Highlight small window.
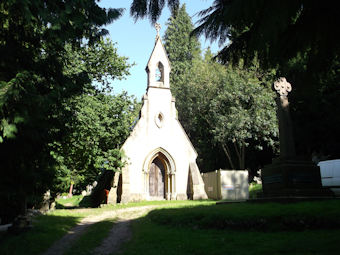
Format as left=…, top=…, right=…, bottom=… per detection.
left=155, top=112, right=164, bottom=128
left=155, top=62, right=164, bottom=82
left=158, top=113, right=163, bottom=122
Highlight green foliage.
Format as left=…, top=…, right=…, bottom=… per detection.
left=173, top=53, right=278, bottom=170
left=0, top=0, right=128, bottom=221
left=249, top=182, right=262, bottom=199
left=207, top=59, right=278, bottom=169
left=163, top=4, right=201, bottom=86
left=51, top=91, right=140, bottom=192
left=63, top=38, right=132, bottom=92
left=193, top=0, right=340, bottom=158
left=130, top=0, right=340, bottom=159
left=193, top=1, right=339, bottom=71
left=50, top=38, right=136, bottom=193
left=130, top=0, right=179, bottom=23
left=162, top=5, right=277, bottom=171
left=286, top=54, right=340, bottom=157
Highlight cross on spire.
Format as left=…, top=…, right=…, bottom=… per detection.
left=155, top=23, right=161, bottom=37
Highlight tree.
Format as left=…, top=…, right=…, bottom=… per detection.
left=63, top=38, right=132, bottom=93
left=163, top=4, right=201, bottom=87
left=176, top=52, right=278, bottom=170
left=193, top=1, right=339, bottom=71
left=130, top=0, right=340, bottom=160
left=131, top=0, right=339, bottom=72
left=130, top=0, right=179, bottom=23
left=0, top=0, right=125, bottom=221
left=159, top=3, right=278, bottom=171
left=51, top=91, right=140, bottom=194
left=50, top=38, right=135, bottom=194
left=192, top=0, right=340, bottom=158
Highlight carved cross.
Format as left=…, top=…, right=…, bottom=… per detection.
left=273, top=77, right=296, bottom=159
left=155, top=23, right=161, bottom=36
left=274, top=77, right=292, bottom=98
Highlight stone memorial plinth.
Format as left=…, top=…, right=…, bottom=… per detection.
left=262, top=159, right=324, bottom=196
left=262, top=78, right=330, bottom=197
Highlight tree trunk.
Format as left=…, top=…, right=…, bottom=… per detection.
left=19, top=193, right=27, bottom=216
left=222, top=143, right=235, bottom=169
left=240, top=143, right=245, bottom=169
left=68, top=183, right=74, bottom=197
left=233, top=141, right=242, bottom=169
left=18, top=178, right=27, bottom=215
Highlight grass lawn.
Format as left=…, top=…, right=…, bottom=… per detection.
left=1, top=199, right=339, bottom=255
left=122, top=199, right=340, bottom=255
left=55, top=195, right=88, bottom=208
left=0, top=200, right=212, bottom=255
left=124, top=221, right=339, bottom=255
left=0, top=210, right=83, bottom=255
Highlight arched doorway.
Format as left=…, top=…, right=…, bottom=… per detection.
left=149, top=157, right=166, bottom=198
left=143, top=148, right=176, bottom=200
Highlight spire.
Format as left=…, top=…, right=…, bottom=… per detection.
left=145, top=23, right=171, bottom=89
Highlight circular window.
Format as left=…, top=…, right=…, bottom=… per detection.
left=155, top=112, right=164, bottom=128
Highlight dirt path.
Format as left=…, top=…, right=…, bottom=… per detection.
left=93, top=207, right=155, bottom=255
left=42, top=205, right=158, bottom=255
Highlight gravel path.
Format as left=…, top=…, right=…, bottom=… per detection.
left=42, top=205, right=158, bottom=255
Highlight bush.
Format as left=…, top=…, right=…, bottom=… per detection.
left=249, top=182, right=262, bottom=198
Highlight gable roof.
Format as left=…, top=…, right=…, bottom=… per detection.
left=145, top=36, right=171, bottom=71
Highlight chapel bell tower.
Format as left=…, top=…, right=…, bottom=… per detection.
left=145, top=23, right=171, bottom=89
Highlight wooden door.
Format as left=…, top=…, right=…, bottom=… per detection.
left=149, top=162, right=157, bottom=196
left=149, top=157, right=165, bottom=197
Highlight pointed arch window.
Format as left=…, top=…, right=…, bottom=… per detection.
left=155, top=62, right=164, bottom=82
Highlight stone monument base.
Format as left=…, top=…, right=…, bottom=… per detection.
left=262, top=159, right=333, bottom=197
left=8, top=215, right=32, bottom=234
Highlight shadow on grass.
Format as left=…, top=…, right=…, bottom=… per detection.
left=122, top=199, right=340, bottom=255
left=146, top=199, right=340, bottom=231
left=0, top=214, right=82, bottom=255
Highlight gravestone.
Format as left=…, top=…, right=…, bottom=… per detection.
left=262, top=78, right=328, bottom=196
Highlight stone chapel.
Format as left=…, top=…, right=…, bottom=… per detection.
left=116, top=25, right=207, bottom=203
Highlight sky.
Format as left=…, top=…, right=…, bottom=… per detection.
left=98, top=0, right=219, bottom=99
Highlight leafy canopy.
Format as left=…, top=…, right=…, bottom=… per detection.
left=51, top=91, right=140, bottom=192
left=162, top=5, right=278, bottom=170
left=130, top=0, right=179, bottom=23
left=163, top=4, right=201, bottom=87
left=0, top=0, right=128, bottom=220
left=174, top=53, right=278, bottom=170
